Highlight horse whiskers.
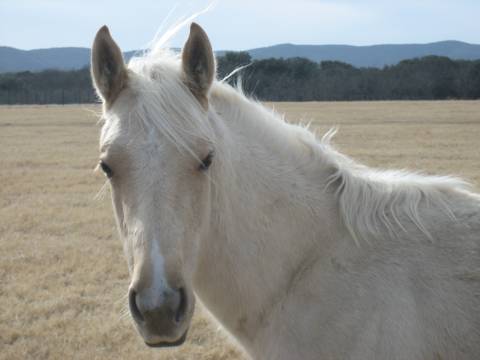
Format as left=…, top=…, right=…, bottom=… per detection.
left=118, top=296, right=131, bottom=321
left=93, top=181, right=109, bottom=201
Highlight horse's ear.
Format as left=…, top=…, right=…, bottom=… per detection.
left=91, top=26, right=128, bottom=106
left=182, top=23, right=216, bottom=109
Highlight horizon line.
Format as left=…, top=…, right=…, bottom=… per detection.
left=1, top=39, right=479, bottom=52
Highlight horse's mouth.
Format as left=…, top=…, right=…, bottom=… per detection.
left=144, top=330, right=188, bottom=348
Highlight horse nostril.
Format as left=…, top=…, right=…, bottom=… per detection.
left=128, top=288, right=144, bottom=323
left=175, top=287, right=187, bottom=323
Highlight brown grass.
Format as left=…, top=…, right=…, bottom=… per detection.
left=1, top=101, right=479, bottom=359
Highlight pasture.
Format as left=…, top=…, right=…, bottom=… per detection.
left=1, top=101, right=479, bottom=359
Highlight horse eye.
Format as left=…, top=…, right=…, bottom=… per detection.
left=199, top=151, right=214, bottom=171
left=100, top=160, right=113, bottom=178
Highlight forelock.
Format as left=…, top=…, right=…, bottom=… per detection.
left=110, top=52, right=217, bottom=160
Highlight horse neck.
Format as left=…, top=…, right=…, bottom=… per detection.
left=193, top=85, right=347, bottom=349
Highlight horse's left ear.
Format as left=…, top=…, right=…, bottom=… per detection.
left=182, top=23, right=216, bottom=109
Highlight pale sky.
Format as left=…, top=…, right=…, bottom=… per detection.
left=1, top=0, right=480, bottom=51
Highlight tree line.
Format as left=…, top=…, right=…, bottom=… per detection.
left=0, top=68, right=96, bottom=105
left=1, top=52, right=480, bottom=104
left=218, top=52, right=480, bottom=101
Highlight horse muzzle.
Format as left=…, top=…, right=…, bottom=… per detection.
left=128, top=286, right=193, bottom=347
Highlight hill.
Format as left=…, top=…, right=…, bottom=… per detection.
left=0, top=47, right=137, bottom=73
left=248, top=40, right=480, bottom=68
left=2, top=40, right=480, bottom=73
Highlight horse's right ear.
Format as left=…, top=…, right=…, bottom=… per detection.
left=91, top=26, right=127, bottom=106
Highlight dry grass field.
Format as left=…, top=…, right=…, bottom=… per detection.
left=1, top=101, right=479, bottom=359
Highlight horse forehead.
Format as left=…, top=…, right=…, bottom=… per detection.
left=100, top=116, right=125, bottom=152
left=100, top=109, right=150, bottom=148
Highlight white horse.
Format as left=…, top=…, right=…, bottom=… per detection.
left=91, top=23, right=480, bottom=359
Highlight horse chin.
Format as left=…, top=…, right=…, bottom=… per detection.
left=144, top=329, right=188, bottom=348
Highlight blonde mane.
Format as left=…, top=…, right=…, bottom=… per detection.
left=317, top=131, right=470, bottom=243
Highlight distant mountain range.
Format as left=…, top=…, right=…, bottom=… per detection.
left=247, top=40, right=480, bottom=68
left=2, top=40, right=480, bottom=73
